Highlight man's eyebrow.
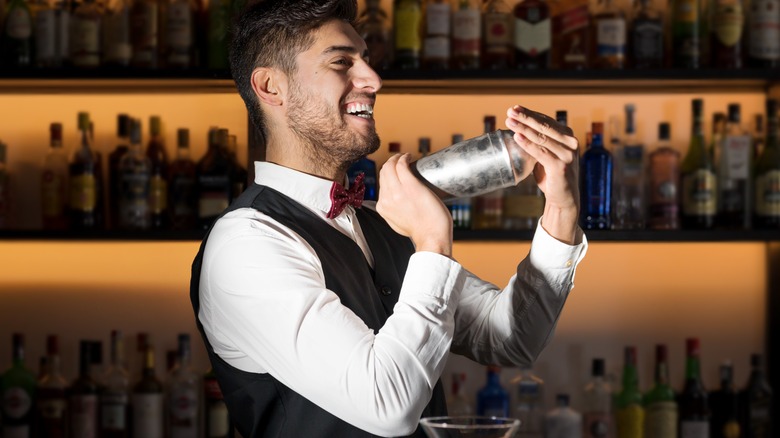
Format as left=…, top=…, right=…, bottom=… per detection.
left=322, top=45, right=369, bottom=58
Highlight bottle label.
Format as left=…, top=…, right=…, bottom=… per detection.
left=394, top=4, right=422, bottom=52
left=170, top=387, right=198, bottom=423
left=723, top=135, right=751, bottom=179
left=616, top=404, right=645, bottom=437
left=596, top=18, right=626, bottom=57
left=36, top=9, right=57, bottom=60
left=633, top=20, right=664, bottom=61
left=621, top=145, right=644, bottom=177
left=70, top=18, right=100, bottom=67
left=756, top=170, right=780, bottom=216
left=515, top=17, right=551, bottom=56
left=714, top=2, right=744, bottom=47
left=207, top=401, right=230, bottom=437
left=452, top=8, right=481, bottom=57
left=100, top=393, right=128, bottom=430
left=167, top=2, right=192, bottom=48
left=424, top=36, right=449, bottom=59
left=70, top=174, right=97, bottom=212
left=484, top=12, right=512, bottom=54
left=425, top=3, right=450, bottom=35
left=5, top=8, right=32, bottom=39
left=42, top=170, right=66, bottom=217
left=748, top=0, right=780, bottom=60
left=2, top=387, right=32, bottom=419
left=204, top=378, right=224, bottom=400
left=560, top=4, right=589, bottom=33
left=681, top=420, right=709, bottom=437
left=70, top=394, right=98, bottom=438
left=682, top=169, right=716, bottom=215
left=198, top=175, right=231, bottom=218
left=644, top=401, right=678, bottom=437
left=748, top=399, right=771, bottom=436
left=39, top=397, right=68, bottom=419
left=120, top=170, right=150, bottom=226
left=149, top=175, right=168, bottom=214
left=132, top=393, right=164, bottom=438
left=583, top=412, right=611, bottom=437
left=558, top=4, right=589, bottom=65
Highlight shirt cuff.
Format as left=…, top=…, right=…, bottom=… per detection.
left=528, top=217, right=588, bottom=286
left=400, top=251, right=465, bottom=305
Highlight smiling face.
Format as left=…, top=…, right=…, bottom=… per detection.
left=285, top=19, right=383, bottom=172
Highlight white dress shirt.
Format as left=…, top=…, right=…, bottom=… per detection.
left=198, top=161, right=588, bottom=437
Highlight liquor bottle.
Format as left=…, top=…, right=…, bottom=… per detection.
left=472, top=116, right=504, bottom=229
left=552, top=0, right=590, bottom=69
left=102, top=0, right=131, bottom=68
left=502, top=171, right=544, bottom=229
left=747, top=0, right=780, bottom=68
left=130, top=0, right=159, bottom=68
left=615, top=346, right=644, bottom=438
left=167, top=334, right=200, bottom=438
left=131, top=333, right=149, bottom=384
left=1, top=333, right=36, bottom=438
left=671, top=0, right=704, bottom=68
left=580, top=122, right=613, bottom=230
left=583, top=358, right=613, bottom=438
left=162, top=0, right=194, bottom=68
left=196, top=128, right=232, bottom=230
left=347, top=156, right=378, bottom=201
left=739, top=354, right=772, bottom=437
left=679, top=338, right=710, bottom=437
left=70, top=340, right=99, bottom=438
left=203, top=368, right=231, bottom=438
left=206, top=0, right=229, bottom=69
left=0, top=0, right=32, bottom=67
left=100, top=330, right=130, bottom=438
left=418, top=137, right=431, bottom=158
left=451, top=0, right=481, bottom=70
left=647, top=122, right=681, bottom=230
left=357, top=0, right=391, bottom=71
left=590, top=0, right=626, bottom=69
left=118, top=118, right=151, bottom=230
left=42, top=122, right=69, bottom=230
left=34, top=0, right=59, bottom=68
left=442, top=135, right=472, bottom=230
left=0, top=141, right=8, bottom=229
left=393, top=0, right=422, bottom=69
left=681, top=98, right=716, bottom=229
left=69, top=111, right=103, bottom=230
left=449, top=372, right=472, bottom=416
left=717, top=103, right=752, bottom=229
left=52, top=0, right=70, bottom=68
left=710, top=362, right=742, bottom=438
left=476, top=366, right=509, bottom=417
left=612, top=105, right=645, bottom=230
left=482, top=0, right=513, bottom=70
left=513, top=0, right=551, bottom=69
left=169, top=128, right=197, bottom=230
left=146, top=115, right=169, bottom=229
left=227, top=133, right=247, bottom=200
left=629, top=0, right=664, bottom=69
left=753, top=114, right=765, bottom=160
left=511, top=366, right=544, bottom=437
left=421, top=0, right=450, bottom=70
left=545, top=394, right=583, bottom=438
left=36, top=335, right=69, bottom=438
left=132, top=342, right=164, bottom=438
left=710, top=0, right=744, bottom=68
left=643, top=344, right=678, bottom=438
left=69, top=0, right=101, bottom=68
left=754, top=99, right=780, bottom=229
left=108, top=114, right=131, bottom=229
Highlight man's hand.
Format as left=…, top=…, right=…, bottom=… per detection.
left=505, top=105, right=581, bottom=244
left=376, top=154, right=453, bottom=257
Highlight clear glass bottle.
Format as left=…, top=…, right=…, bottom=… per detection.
left=169, top=128, right=198, bottom=230
left=643, top=344, right=678, bottom=438
left=613, top=104, right=645, bottom=230
left=482, top=0, right=513, bottom=70
left=583, top=358, right=614, bottom=438
left=477, top=366, right=509, bottom=418
left=357, top=0, right=391, bottom=71
left=1, top=333, right=37, bottom=438
left=102, top=0, right=131, bottom=67
left=717, top=103, right=752, bottom=229
left=451, top=0, right=481, bottom=70
left=709, top=362, right=741, bottom=438
left=42, top=122, right=70, bottom=230
left=448, top=372, right=472, bottom=416
left=70, top=340, right=100, bottom=438
left=511, top=366, right=544, bottom=437
left=421, top=0, right=450, bottom=70
left=580, top=121, right=613, bottom=230
left=629, top=0, right=664, bottom=68
left=132, top=340, right=164, bottom=438
left=513, top=0, right=551, bottom=69
left=615, top=346, right=644, bottom=438
left=167, top=334, right=200, bottom=438
left=753, top=99, right=780, bottom=229
left=681, top=99, right=716, bottom=229
left=118, top=118, right=151, bottom=230
left=100, top=330, right=130, bottom=438
left=36, top=335, right=69, bottom=437
left=69, top=0, right=102, bottom=68
left=545, top=394, right=583, bottom=438
left=678, top=338, right=710, bottom=438
left=739, top=354, right=772, bottom=437
left=591, top=0, right=626, bottom=69
left=646, top=122, right=681, bottom=230
left=393, top=0, right=422, bottom=69
left=146, top=115, right=170, bottom=229
left=747, top=0, right=780, bottom=68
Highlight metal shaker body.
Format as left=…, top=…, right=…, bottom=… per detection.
left=410, top=130, right=536, bottom=199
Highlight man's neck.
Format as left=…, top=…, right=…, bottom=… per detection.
left=264, top=132, right=348, bottom=183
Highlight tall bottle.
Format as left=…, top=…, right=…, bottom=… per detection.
left=643, top=344, right=678, bottom=438
left=679, top=338, right=710, bottom=437
left=1, top=0, right=33, bottom=67
left=146, top=115, right=169, bottom=229
left=1, top=333, right=36, bottom=438
left=482, top=0, right=513, bottom=70
left=100, top=330, right=130, bottom=438
left=108, top=114, right=131, bottom=229
left=629, top=0, right=664, bottom=68
left=206, top=0, right=230, bottom=69
left=513, top=0, right=551, bottom=69
left=710, top=0, right=744, bottom=68
left=69, top=112, right=103, bottom=230
left=671, top=0, right=704, bottom=68
left=552, top=0, right=590, bottom=69
left=647, top=123, right=681, bottom=230
left=582, top=358, right=614, bottom=438
left=580, top=122, right=613, bottom=230
left=203, top=368, right=231, bottom=438
left=615, top=346, right=643, bottom=438
left=357, top=0, right=391, bottom=71
left=42, top=122, right=69, bottom=230
left=717, top=103, right=752, bottom=229
left=169, top=128, right=197, bottom=230
left=130, top=0, right=159, bottom=68
left=393, top=0, right=422, bottom=69
left=167, top=334, right=200, bottom=438
left=36, top=335, right=69, bottom=438
left=421, top=0, right=450, bottom=70
left=33, top=0, right=58, bottom=67
left=118, top=118, right=151, bottom=230
left=511, top=366, right=544, bottom=437
left=69, top=0, right=102, bottom=68
left=132, top=341, right=164, bottom=438
left=681, top=98, right=716, bottom=229
left=590, top=0, right=626, bottom=69
left=612, top=105, right=645, bottom=230
left=710, top=362, right=742, bottom=438
left=451, top=0, right=481, bottom=70
left=747, top=0, right=780, bottom=68
left=754, top=99, right=780, bottom=229
left=472, top=116, right=504, bottom=229
left=162, top=0, right=194, bottom=68
left=546, top=394, right=583, bottom=438
left=449, top=373, right=472, bottom=416
left=70, top=340, right=99, bottom=438
left=197, top=128, right=232, bottom=230
left=476, top=366, right=509, bottom=417
left=740, top=354, right=772, bottom=438
left=102, top=0, right=131, bottom=68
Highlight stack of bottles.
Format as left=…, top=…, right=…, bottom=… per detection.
left=0, top=331, right=234, bottom=438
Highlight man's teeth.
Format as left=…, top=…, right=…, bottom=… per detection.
left=346, top=103, right=374, bottom=118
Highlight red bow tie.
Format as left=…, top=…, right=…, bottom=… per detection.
left=326, top=173, right=366, bottom=219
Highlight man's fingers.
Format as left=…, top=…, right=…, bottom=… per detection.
left=506, top=106, right=577, bottom=150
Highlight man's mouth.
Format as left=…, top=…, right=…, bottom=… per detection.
left=345, top=102, right=374, bottom=119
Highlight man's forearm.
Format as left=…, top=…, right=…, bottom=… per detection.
left=541, top=204, right=580, bottom=245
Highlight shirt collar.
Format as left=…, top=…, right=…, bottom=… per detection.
left=253, top=161, right=343, bottom=218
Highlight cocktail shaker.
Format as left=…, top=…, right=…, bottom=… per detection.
left=410, top=130, right=536, bottom=199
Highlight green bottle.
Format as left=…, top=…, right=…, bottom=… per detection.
left=207, top=0, right=231, bottom=70
left=671, top=0, right=703, bottom=68
left=681, top=98, right=717, bottom=229
left=643, top=344, right=678, bottom=438
left=615, top=346, right=644, bottom=438
left=1, top=333, right=37, bottom=437
left=0, top=0, right=33, bottom=67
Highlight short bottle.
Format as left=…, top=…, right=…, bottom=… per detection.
left=739, top=353, right=772, bottom=437
left=42, top=122, right=70, bottom=230
left=629, top=0, right=664, bottom=69
left=511, top=366, right=544, bottom=437
left=709, top=361, right=742, bottom=438
left=1, top=0, right=34, bottom=68
left=108, top=114, right=132, bottom=230
left=69, top=111, right=104, bottom=230
left=196, top=128, right=233, bottom=230
left=580, top=122, right=613, bottom=230
left=421, top=0, right=451, bottom=70
left=552, top=0, right=590, bottom=70
left=590, top=0, right=627, bottom=69
left=643, top=344, right=678, bottom=438
left=582, top=358, right=614, bottom=438
left=147, top=115, right=170, bottom=229
left=710, top=0, right=745, bottom=69
left=204, top=368, right=232, bottom=437
left=69, top=0, right=102, bottom=68
left=615, top=346, right=644, bottom=438
left=647, top=123, right=681, bottom=230
left=747, top=0, right=780, bottom=68
left=357, top=0, right=391, bottom=71
left=671, top=0, right=704, bottom=68
left=546, top=394, right=583, bottom=438
left=1, top=333, right=37, bottom=438
left=477, top=366, right=510, bottom=418
left=482, top=0, right=513, bottom=70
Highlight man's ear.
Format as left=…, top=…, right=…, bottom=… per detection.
left=251, top=67, right=286, bottom=107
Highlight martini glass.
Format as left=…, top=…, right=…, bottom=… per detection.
left=419, top=416, right=521, bottom=437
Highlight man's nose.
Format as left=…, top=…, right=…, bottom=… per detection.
left=353, top=61, right=382, bottom=93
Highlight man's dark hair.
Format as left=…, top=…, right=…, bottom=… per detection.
left=230, top=0, right=358, bottom=136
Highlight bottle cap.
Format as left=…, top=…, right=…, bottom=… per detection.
left=150, top=115, right=162, bottom=135
left=177, top=128, right=190, bottom=148
left=388, top=142, right=401, bottom=153
left=686, top=338, right=700, bottom=356
left=728, top=103, right=741, bottom=123
left=418, top=137, right=430, bottom=155
left=117, top=114, right=130, bottom=137
left=556, top=394, right=570, bottom=407
left=751, top=353, right=762, bottom=368
left=591, top=122, right=604, bottom=135
left=692, top=98, right=703, bottom=114
left=658, top=122, right=670, bottom=141
left=50, top=123, right=63, bottom=142
left=591, top=358, right=605, bottom=377
left=767, top=99, right=778, bottom=117
left=130, top=118, right=142, bottom=144
left=47, top=335, right=59, bottom=356
left=484, top=115, right=496, bottom=132
left=555, top=110, right=568, bottom=126
left=655, top=344, right=668, bottom=362
left=451, top=134, right=464, bottom=144
left=624, top=346, right=637, bottom=365
left=719, top=362, right=734, bottom=382
left=78, top=112, right=90, bottom=130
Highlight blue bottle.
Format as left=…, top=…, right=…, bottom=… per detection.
left=477, top=366, right=510, bottom=418
left=347, top=157, right=378, bottom=201
left=580, top=122, right=613, bottom=230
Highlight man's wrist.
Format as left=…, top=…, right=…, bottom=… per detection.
left=415, top=238, right=453, bottom=258
left=541, top=205, right=579, bottom=245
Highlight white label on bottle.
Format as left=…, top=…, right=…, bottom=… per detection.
left=2, top=426, right=30, bottom=438
left=644, top=401, right=678, bottom=437
left=208, top=401, right=230, bottom=437
left=70, top=18, right=100, bottom=67
left=452, top=7, right=480, bottom=56
left=132, top=393, right=163, bottom=438
left=166, top=3, right=192, bottom=48
left=484, top=12, right=512, bottom=50
left=723, top=135, right=751, bottom=179
left=424, top=36, right=449, bottom=59
left=100, top=393, right=128, bottom=429
left=170, top=387, right=198, bottom=438
left=514, top=18, right=551, bottom=56
left=596, top=18, right=626, bottom=56
left=36, top=9, right=57, bottom=60
left=2, top=387, right=32, bottom=419
left=5, top=8, right=32, bottom=39
left=70, top=394, right=98, bottom=438
left=749, top=0, right=780, bottom=60
left=426, top=3, right=450, bottom=35
left=756, top=170, right=780, bottom=216
left=681, top=420, right=709, bottom=437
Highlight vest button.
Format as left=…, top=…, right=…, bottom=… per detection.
left=380, top=286, right=392, bottom=296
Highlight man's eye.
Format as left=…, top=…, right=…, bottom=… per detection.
left=333, top=58, right=352, bottom=66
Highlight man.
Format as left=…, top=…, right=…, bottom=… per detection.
left=190, top=0, right=587, bottom=436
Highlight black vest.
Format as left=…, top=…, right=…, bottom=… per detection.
left=190, top=184, right=447, bottom=438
